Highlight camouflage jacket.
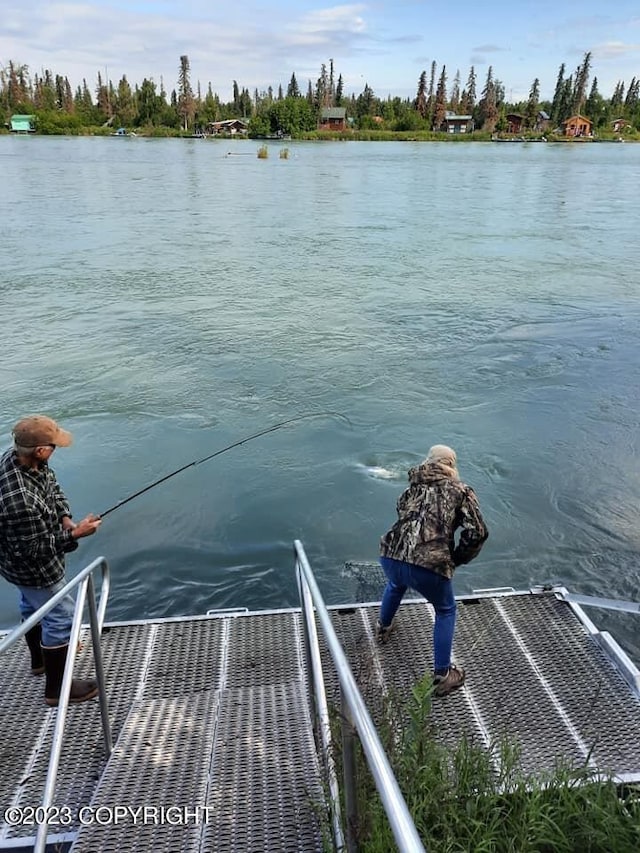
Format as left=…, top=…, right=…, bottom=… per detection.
left=380, top=461, right=488, bottom=579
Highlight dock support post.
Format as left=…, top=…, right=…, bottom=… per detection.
left=341, top=685, right=359, bottom=852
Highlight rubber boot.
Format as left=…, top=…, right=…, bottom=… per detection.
left=41, top=644, right=99, bottom=707
left=24, top=622, right=45, bottom=675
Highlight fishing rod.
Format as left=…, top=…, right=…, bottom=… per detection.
left=99, top=411, right=350, bottom=518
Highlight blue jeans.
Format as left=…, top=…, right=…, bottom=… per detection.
left=17, top=580, right=76, bottom=646
left=379, top=556, right=456, bottom=673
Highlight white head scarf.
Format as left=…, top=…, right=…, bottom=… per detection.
left=425, top=444, right=458, bottom=477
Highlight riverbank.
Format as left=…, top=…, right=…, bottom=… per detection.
left=2, top=126, right=638, bottom=142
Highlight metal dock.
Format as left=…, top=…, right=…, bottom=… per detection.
left=1, top=545, right=639, bottom=852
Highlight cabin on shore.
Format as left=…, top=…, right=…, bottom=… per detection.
left=10, top=114, right=35, bottom=133
left=319, top=107, right=347, bottom=131
left=535, top=110, right=551, bottom=132
left=439, top=112, right=474, bottom=134
left=506, top=113, right=524, bottom=134
left=206, top=119, right=249, bottom=136
left=563, top=114, right=593, bottom=138
left=611, top=117, right=630, bottom=134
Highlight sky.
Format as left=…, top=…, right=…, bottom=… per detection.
left=2, top=1, right=640, bottom=104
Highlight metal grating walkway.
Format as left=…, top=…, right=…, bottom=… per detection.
left=1, top=588, right=639, bottom=851
left=0, top=612, right=327, bottom=852
left=323, top=592, right=640, bottom=780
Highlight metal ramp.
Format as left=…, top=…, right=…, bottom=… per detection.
left=1, top=560, right=640, bottom=852
left=0, top=613, right=327, bottom=852
left=322, top=591, right=640, bottom=781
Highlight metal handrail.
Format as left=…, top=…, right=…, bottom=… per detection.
left=560, top=592, right=640, bottom=614
left=297, top=554, right=345, bottom=852
left=294, top=540, right=426, bottom=853
left=555, top=586, right=640, bottom=696
left=0, top=557, right=113, bottom=853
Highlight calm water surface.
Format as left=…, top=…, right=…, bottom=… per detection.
left=1, top=136, right=639, bottom=662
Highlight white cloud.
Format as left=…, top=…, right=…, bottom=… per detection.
left=472, top=44, right=507, bottom=53
left=1, top=2, right=383, bottom=93
left=591, top=40, right=640, bottom=59
left=294, top=4, right=368, bottom=35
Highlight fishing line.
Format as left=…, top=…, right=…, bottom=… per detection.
left=99, top=411, right=350, bottom=518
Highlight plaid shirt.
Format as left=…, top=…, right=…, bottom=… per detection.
left=0, top=448, right=76, bottom=588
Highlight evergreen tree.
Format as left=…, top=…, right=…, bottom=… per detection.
left=316, top=62, right=330, bottom=109
left=95, top=71, right=111, bottom=119
left=73, top=79, right=96, bottom=122
left=115, top=75, right=135, bottom=125
left=415, top=70, right=428, bottom=118
left=200, top=82, right=219, bottom=124
left=585, top=77, right=600, bottom=117
left=611, top=80, right=625, bottom=108
left=426, top=60, right=437, bottom=120
left=460, top=65, right=476, bottom=113
left=6, top=61, right=29, bottom=108
left=572, top=51, right=591, bottom=115
left=550, top=63, right=565, bottom=124
left=585, top=77, right=607, bottom=128
left=286, top=73, right=299, bottom=98
left=450, top=69, right=461, bottom=112
left=477, top=66, right=498, bottom=132
left=355, top=83, right=375, bottom=121
left=525, top=78, right=540, bottom=129
left=81, top=79, right=93, bottom=113
left=136, top=77, right=164, bottom=126
left=54, top=75, right=73, bottom=112
left=624, top=77, right=639, bottom=111
left=335, top=74, right=344, bottom=106
left=34, top=70, right=57, bottom=112
left=177, top=54, right=195, bottom=130
left=432, top=65, right=447, bottom=130
left=557, top=75, right=574, bottom=124
left=239, top=87, right=252, bottom=117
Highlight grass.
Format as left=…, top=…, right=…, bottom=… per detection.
left=257, top=144, right=268, bottom=158
left=279, top=147, right=290, bottom=159
left=340, top=675, right=640, bottom=852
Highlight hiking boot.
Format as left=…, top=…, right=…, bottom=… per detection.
left=375, top=618, right=395, bottom=644
left=433, top=665, right=465, bottom=697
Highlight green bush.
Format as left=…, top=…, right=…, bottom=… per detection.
left=34, top=110, right=86, bottom=135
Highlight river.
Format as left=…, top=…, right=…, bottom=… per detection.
left=1, top=135, right=639, bottom=662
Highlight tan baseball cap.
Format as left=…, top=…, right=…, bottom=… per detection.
left=12, top=415, right=73, bottom=448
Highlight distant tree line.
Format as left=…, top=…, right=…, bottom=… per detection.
left=1, top=52, right=639, bottom=136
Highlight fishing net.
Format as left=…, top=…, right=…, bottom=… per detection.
left=341, top=561, right=387, bottom=602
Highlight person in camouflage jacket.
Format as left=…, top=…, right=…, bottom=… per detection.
left=377, top=444, right=488, bottom=696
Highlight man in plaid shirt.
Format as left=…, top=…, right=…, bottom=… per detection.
left=0, top=415, right=102, bottom=706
